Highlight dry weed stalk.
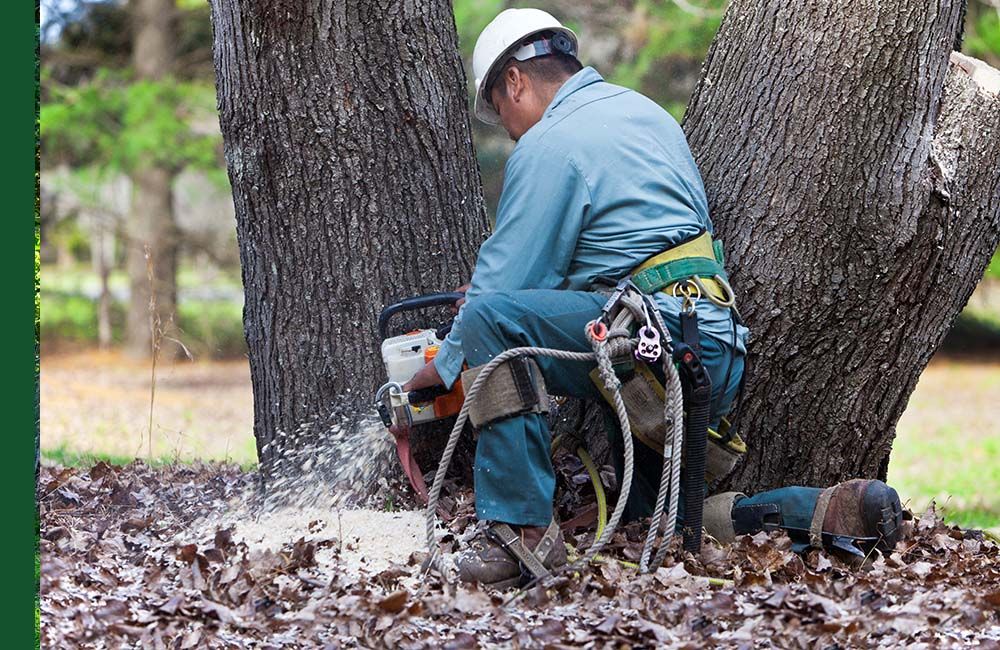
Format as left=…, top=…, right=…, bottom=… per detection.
left=142, top=244, right=193, bottom=461
left=145, top=244, right=161, bottom=460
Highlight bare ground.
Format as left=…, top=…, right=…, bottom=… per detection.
left=890, top=357, right=1000, bottom=526
left=40, top=349, right=256, bottom=465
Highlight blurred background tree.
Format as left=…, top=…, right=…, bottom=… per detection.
left=40, top=0, right=232, bottom=358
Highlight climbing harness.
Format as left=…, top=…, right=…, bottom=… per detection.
left=376, top=230, right=746, bottom=585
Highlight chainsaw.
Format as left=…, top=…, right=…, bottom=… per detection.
left=374, top=292, right=467, bottom=502
left=375, top=292, right=615, bottom=540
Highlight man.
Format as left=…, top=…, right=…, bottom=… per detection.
left=402, top=8, right=903, bottom=589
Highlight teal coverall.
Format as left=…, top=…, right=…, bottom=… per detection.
left=432, top=67, right=817, bottom=533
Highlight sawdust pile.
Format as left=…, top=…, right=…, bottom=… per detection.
left=39, top=461, right=1000, bottom=648
left=227, top=506, right=426, bottom=580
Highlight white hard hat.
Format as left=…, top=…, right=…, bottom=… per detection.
left=472, top=8, right=579, bottom=124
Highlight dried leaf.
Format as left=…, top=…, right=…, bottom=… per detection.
left=95, top=599, right=127, bottom=621
left=178, top=544, right=198, bottom=565
left=158, top=594, right=184, bottom=615
left=918, top=505, right=938, bottom=531
left=764, top=587, right=788, bottom=608
left=595, top=613, right=620, bottom=634
left=214, top=528, right=234, bottom=550
left=909, top=561, right=934, bottom=579
left=37, top=462, right=1000, bottom=649
left=199, top=599, right=238, bottom=625
left=377, top=589, right=408, bottom=614
left=530, top=618, right=565, bottom=642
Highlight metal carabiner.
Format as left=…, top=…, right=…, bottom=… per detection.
left=691, top=274, right=737, bottom=309
left=671, top=280, right=701, bottom=314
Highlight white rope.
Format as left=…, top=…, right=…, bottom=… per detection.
left=425, top=336, right=639, bottom=578
left=640, top=305, right=685, bottom=571
left=424, top=346, right=606, bottom=580
left=424, top=291, right=684, bottom=582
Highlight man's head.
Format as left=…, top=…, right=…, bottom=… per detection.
left=472, top=9, right=581, bottom=140
left=487, top=43, right=582, bottom=140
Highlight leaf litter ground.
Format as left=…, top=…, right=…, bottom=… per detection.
left=40, top=461, right=1000, bottom=648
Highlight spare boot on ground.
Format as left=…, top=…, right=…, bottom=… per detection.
left=703, top=479, right=904, bottom=556
left=453, top=519, right=567, bottom=590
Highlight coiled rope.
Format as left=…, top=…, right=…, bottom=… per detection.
left=424, top=291, right=686, bottom=582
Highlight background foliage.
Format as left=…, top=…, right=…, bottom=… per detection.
left=38, top=0, right=1000, bottom=356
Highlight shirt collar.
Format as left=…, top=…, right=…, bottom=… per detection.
left=546, top=67, right=604, bottom=115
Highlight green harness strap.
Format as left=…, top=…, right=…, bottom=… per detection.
left=631, top=254, right=728, bottom=295
left=629, top=234, right=729, bottom=295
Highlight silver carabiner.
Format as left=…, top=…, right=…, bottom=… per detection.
left=672, top=279, right=701, bottom=314
left=692, top=274, right=736, bottom=309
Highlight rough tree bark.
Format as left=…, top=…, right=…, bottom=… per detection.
left=209, top=1, right=489, bottom=474
left=126, top=0, right=180, bottom=359
left=682, top=1, right=1000, bottom=491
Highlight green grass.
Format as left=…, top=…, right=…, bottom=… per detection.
left=888, top=364, right=1000, bottom=531
left=938, top=506, right=1000, bottom=530
left=986, top=248, right=1000, bottom=281
left=40, top=263, right=247, bottom=357
left=40, top=289, right=246, bottom=357
left=42, top=264, right=242, bottom=296
left=42, top=443, right=258, bottom=471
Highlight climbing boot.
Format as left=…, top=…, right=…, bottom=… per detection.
left=705, top=480, right=903, bottom=556
left=453, top=520, right=567, bottom=590
left=809, top=478, right=903, bottom=555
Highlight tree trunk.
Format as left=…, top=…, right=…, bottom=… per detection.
left=125, top=0, right=179, bottom=359
left=89, top=212, right=115, bottom=350
left=682, top=0, right=1000, bottom=491
left=126, top=166, right=179, bottom=358
left=209, top=0, right=489, bottom=475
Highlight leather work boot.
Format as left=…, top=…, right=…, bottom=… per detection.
left=453, top=520, right=568, bottom=590
left=813, top=478, right=903, bottom=554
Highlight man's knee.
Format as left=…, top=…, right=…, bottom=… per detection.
left=460, top=292, right=527, bottom=361
left=459, top=295, right=493, bottom=332
left=462, top=292, right=522, bottom=327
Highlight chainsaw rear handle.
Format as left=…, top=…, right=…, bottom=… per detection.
left=407, top=384, right=451, bottom=404
left=377, top=292, right=466, bottom=340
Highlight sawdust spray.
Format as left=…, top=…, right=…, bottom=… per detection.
left=259, top=410, right=409, bottom=512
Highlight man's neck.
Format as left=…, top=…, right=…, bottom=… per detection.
left=537, top=77, right=571, bottom=111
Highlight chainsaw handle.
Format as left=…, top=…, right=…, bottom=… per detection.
left=378, top=292, right=466, bottom=340
left=407, top=385, right=451, bottom=404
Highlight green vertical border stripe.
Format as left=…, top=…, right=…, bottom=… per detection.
left=0, top=0, right=43, bottom=646
left=33, top=1, right=41, bottom=644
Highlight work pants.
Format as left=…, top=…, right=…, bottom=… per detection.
left=460, top=289, right=744, bottom=527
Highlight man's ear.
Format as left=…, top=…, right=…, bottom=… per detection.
left=505, top=66, right=525, bottom=103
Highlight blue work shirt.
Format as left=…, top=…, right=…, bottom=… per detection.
left=434, top=67, right=748, bottom=388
